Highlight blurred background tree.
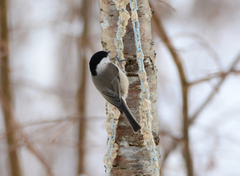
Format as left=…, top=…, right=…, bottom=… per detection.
left=0, top=0, right=22, bottom=175
left=0, top=0, right=240, bottom=176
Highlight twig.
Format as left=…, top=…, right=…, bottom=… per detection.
left=188, top=53, right=240, bottom=125
left=188, top=70, right=240, bottom=86
left=0, top=116, right=105, bottom=141
left=13, top=120, right=55, bottom=176
left=159, top=130, right=182, bottom=142
left=159, top=130, right=182, bottom=175
left=160, top=142, right=177, bottom=175
left=51, top=121, right=75, bottom=143
left=173, top=32, right=223, bottom=70
left=19, top=116, right=104, bottom=127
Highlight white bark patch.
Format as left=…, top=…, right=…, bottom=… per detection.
left=100, top=19, right=109, bottom=29
left=113, top=0, right=130, bottom=10
left=118, top=146, right=146, bottom=156
left=131, top=11, right=138, bottom=21
left=118, top=138, right=129, bottom=147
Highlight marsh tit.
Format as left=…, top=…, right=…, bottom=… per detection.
left=89, top=51, right=141, bottom=133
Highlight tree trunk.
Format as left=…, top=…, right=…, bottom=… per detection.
left=0, top=1, right=22, bottom=176
left=99, top=0, right=160, bottom=175
left=152, top=15, right=194, bottom=176
left=77, top=0, right=92, bottom=174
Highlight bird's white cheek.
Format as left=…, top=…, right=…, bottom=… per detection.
left=96, top=56, right=110, bottom=74
left=96, top=63, right=107, bottom=74
left=100, top=56, right=110, bottom=64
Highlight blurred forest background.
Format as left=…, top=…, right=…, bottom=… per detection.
left=0, top=0, right=240, bottom=176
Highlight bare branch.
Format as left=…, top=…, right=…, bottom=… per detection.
left=0, top=116, right=105, bottom=140
left=173, top=32, right=223, bottom=70
left=159, top=130, right=182, bottom=175
left=152, top=11, right=194, bottom=176
left=188, top=53, right=240, bottom=125
left=13, top=120, right=55, bottom=176
left=189, top=70, right=240, bottom=86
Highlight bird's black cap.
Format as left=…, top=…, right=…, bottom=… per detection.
left=89, top=51, right=109, bottom=76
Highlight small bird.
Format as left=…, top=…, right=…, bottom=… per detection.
left=89, top=51, right=141, bottom=133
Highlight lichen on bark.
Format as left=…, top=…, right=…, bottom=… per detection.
left=99, top=0, right=160, bottom=175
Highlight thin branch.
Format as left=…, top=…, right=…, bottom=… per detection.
left=188, top=53, right=240, bottom=125
left=19, top=116, right=104, bottom=127
left=160, top=142, right=177, bottom=176
left=152, top=12, right=194, bottom=176
left=159, top=130, right=182, bottom=142
left=50, top=121, right=75, bottom=143
left=21, top=116, right=80, bottom=127
left=159, top=130, right=182, bottom=175
left=13, top=79, right=75, bottom=99
left=189, top=70, right=240, bottom=86
left=173, top=32, right=223, bottom=70
left=13, top=120, right=55, bottom=176
left=0, top=116, right=105, bottom=140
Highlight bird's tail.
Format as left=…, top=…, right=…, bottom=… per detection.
left=121, top=100, right=141, bottom=133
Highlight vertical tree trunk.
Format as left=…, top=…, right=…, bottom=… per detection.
left=99, top=0, right=159, bottom=175
left=77, top=57, right=87, bottom=175
left=152, top=15, right=194, bottom=176
left=0, top=1, right=22, bottom=176
left=77, top=0, right=91, bottom=175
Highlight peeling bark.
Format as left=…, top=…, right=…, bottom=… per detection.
left=99, top=0, right=159, bottom=175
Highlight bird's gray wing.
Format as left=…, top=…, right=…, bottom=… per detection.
left=111, top=75, right=120, bottom=96
left=101, top=75, right=122, bottom=109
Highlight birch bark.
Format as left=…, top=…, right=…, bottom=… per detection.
left=99, top=0, right=160, bottom=175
